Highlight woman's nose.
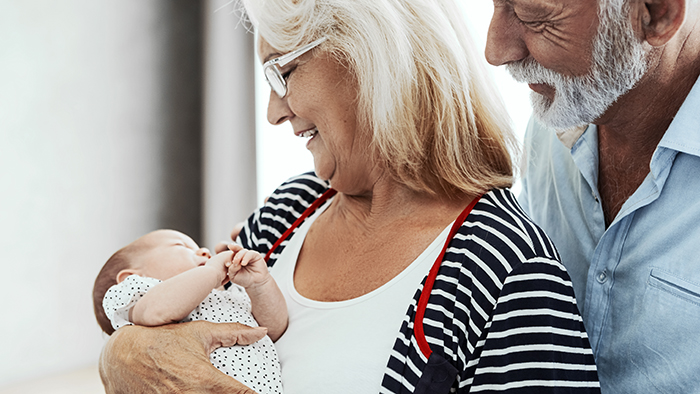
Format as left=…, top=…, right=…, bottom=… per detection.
left=267, top=89, right=293, bottom=125
left=485, top=7, right=529, bottom=66
left=196, top=247, right=212, bottom=259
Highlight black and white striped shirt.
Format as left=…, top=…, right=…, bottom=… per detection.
left=239, top=172, right=600, bottom=393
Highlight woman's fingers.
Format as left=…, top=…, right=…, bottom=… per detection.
left=214, top=221, right=245, bottom=254
left=194, top=321, right=268, bottom=349
left=99, top=322, right=265, bottom=394
left=230, top=222, right=245, bottom=242
left=228, top=243, right=244, bottom=253
left=214, top=241, right=230, bottom=254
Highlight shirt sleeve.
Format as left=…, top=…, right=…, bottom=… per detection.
left=238, top=171, right=329, bottom=262
left=470, top=257, right=600, bottom=392
left=102, top=275, right=161, bottom=331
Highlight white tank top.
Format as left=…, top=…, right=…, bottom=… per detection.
left=270, top=198, right=452, bottom=394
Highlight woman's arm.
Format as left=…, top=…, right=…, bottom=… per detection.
left=130, top=252, right=233, bottom=327
left=99, top=321, right=267, bottom=393
left=472, top=258, right=599, bottom=391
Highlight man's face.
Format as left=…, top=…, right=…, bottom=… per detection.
left=486, top=0, right=649, bottom=129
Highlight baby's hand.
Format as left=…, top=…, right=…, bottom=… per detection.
left=225, top=244, right=269, bottom=289
left=205, top=250, right=234, bottom=287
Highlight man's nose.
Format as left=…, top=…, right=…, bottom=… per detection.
left=485, top=7, right=529, bottom=66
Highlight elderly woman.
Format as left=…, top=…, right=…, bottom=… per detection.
left=99, top=0, right=600, bottom=393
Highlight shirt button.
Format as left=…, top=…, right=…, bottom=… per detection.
left=597, top=270, right=608, bottom=283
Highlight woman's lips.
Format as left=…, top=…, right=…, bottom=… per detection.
left=296, top=127, right=318, bottom=138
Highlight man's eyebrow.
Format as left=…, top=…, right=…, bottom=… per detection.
left=504, top=0, right=554, bottom=15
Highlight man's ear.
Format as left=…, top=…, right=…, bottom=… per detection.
left=640, top=0, right=686, bottom=46
left=116, top=269, right=139, bottom=284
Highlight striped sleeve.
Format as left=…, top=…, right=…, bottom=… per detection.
left=238, top=172, right=329, bottom=265
left=381, top=189, right=599, bottom=393
left=469, top=257, right=599, bottom=393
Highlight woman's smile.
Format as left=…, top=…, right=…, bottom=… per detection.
left=295, top=126, right=318, bottom=139
left=260, top=37, right=370, bottom=192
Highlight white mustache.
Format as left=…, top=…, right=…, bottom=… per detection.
left=506, top=58, right=565, bottom=86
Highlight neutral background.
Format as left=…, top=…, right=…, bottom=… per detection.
left=0, top=1, right=530, bottom=392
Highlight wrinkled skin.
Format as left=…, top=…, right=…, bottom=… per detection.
left=99, top=321, right=267, bottom=393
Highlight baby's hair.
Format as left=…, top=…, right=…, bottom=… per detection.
left=92, top=243, right=140, bottom=335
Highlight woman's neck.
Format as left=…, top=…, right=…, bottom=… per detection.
left=296, top=174, right=478, bottom=301
left=327, top=174, right=475, bottom=232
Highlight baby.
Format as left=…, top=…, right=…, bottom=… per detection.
left=92, top=229, right=285, bottom=394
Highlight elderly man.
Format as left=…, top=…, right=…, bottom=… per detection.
left=486, top=0, right=700, bottom=392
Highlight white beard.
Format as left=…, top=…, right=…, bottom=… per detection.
left=506, top=2, right=649, bottom=129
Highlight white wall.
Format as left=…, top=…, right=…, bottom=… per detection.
left=202, top=0, right=258, bottom=249
left=0, top=0, right=202, bottom=388
left=255, top=2, right=532, bottom=202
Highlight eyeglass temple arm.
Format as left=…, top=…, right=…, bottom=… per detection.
left=275, top=37, right=327, bottom=67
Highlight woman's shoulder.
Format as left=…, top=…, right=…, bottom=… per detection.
left=239, top=171, right=330, bottom=255
left=451, top=188, right=560, bottom=265
left=266, top=171, right=330, bottom=208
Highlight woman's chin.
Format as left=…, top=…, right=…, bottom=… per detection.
left=313, top=169, right=334, bottom=183
left=311, top=160, right=335, bottom=182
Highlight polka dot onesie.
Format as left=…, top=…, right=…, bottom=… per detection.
left=103, top=275, right=283, bottom=394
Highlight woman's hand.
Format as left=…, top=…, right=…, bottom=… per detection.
left=214, top=222, right=245, bottom=254
left=99, top=321, right=267, bottom=393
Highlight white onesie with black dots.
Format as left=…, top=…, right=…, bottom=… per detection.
left=103, top=275, right=283, bottom=394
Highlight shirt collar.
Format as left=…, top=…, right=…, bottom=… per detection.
left=556, top=125, right=588, bottom=150
left=554, top=75, right=700, bottom=157
left=657, top=74, right=700, bottom=158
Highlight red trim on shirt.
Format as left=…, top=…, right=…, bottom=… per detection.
left=264, top=188, right=337, bottom=262
left=414, top=196, right=481, bottom=359
left=263, top=187, right=479, bottom=360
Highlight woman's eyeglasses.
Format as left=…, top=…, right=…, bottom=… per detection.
left=263, top=37, right=327, bottom=98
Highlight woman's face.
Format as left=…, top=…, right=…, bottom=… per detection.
left=259, top=37, right=378, bottom=194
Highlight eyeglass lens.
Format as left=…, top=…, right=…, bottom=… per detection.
left=264, top=66, right=285, bottom=97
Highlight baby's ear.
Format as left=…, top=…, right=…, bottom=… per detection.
left=116, top=269, right=139, bottom=284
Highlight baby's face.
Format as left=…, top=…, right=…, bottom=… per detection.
left=133, top=230, right=212, bottom=281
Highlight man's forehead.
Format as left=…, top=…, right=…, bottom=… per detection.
left=499, top=0, right=594, bottom=10
left=497, top=0, right=596, bottom=21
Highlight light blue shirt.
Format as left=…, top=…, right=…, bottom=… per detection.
left=518, top=76, right=700, bottom=394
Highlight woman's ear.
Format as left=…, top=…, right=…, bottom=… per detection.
left=640, top=0, right=686, bottom=46
left=116, top=269, right=139, bottom=284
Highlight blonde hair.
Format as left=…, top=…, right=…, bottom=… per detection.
left=242, top=0, right=518, bottom=196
